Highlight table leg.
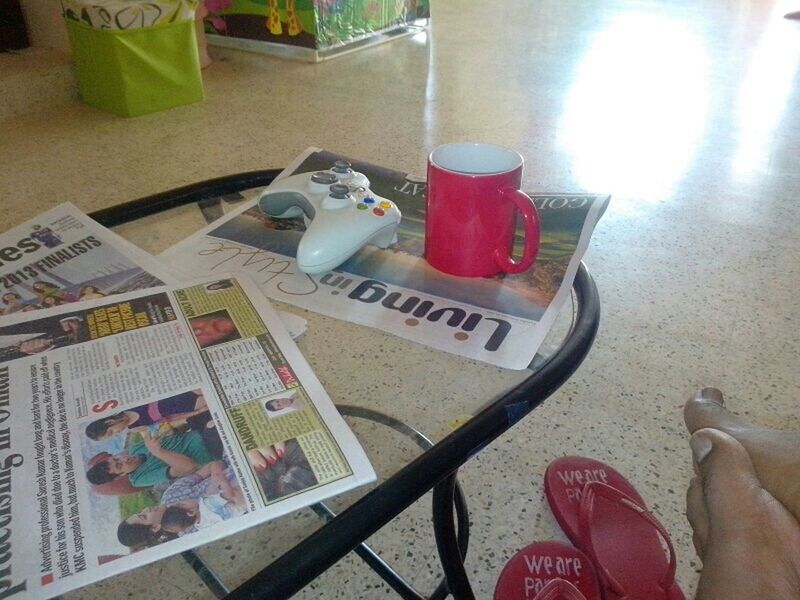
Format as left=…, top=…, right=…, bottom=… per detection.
left=433, top=473, right=475, bottom=600
left=182, top=550, right=229, bottom=598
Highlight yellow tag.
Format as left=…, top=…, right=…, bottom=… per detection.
left=448, top=416, right=471, bottom=430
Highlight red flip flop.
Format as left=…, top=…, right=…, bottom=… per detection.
left=533, top=579, right=589, bottom=600
left=544, top=456, right=646, bottom=546
left=544, top=457, right=685, bottom=600
left=494, top=541, right=601, bottom=600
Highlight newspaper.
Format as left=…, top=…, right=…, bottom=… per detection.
left=161, top=148, right=610, bottom=369
left=0, top=202, right=175, bottom=317
left=0, top=274, right=374, bottom=598
left=0, top=202, right=308, bottom=341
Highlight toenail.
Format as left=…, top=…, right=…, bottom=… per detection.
left=690, top=432, right=714, bottom=463
left=696, top=387, right=724, bottom=405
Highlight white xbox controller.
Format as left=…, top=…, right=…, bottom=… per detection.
left=257, top=162, right=402, bottom=275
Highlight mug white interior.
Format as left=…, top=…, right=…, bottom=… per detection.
left=429, top=143, right=523, bottom=175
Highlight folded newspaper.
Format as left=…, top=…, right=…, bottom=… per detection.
left=161, top=148, right=610, bottom=369
left=0, top=273, right=374, bottom=598
left=0, top=202, right=307, bottom=339
left=0, top=202, right=172, bottom=317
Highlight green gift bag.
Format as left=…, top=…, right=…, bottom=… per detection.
left=65, top=18, right=204, bottom=117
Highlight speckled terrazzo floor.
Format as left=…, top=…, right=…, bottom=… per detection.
left=2, top=0, right=800, bottom=598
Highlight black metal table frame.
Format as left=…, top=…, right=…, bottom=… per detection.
left=88, top=169, right=601, bottom=600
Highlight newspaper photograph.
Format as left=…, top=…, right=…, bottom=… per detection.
left=0, top=202, right=175, bottom=318
left=0, top=274, right=374, bottom=598
left=160, top=148, right=610, bottom=369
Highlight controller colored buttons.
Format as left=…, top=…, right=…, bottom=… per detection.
left=357, top=203, right=368, bottom=210
left=363, top=197, right=376, bottom=204
left=373, top=208, right=385, bottom=216
left=379, top=201, right=392, bottom=209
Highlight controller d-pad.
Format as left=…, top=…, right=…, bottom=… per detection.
left=322, top=184, right=353, bottom=210
left=328, top=184, right=350, bottom=199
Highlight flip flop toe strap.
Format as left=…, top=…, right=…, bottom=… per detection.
left=533, top=578, right=588, bottom=600
left=577, top=481, right=677, bottom=599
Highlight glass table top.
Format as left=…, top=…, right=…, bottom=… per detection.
left=65, top=185, right=582, bottom=600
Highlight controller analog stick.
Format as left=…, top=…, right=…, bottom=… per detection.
left=331, top=160, right=353, bottom=174
left=311, top=171, right=338, bottom=185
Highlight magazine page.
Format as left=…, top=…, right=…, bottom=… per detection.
left=161, top=148, right=610, bottom=369
left=0, top=202, right=176, bottom=317
left=0, top=274, right=374, bottom=598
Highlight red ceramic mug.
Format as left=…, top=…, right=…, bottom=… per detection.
left=425, top=142, right=540, bottom=277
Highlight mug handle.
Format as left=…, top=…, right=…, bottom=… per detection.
left=494, top=188, right=540, bottom=274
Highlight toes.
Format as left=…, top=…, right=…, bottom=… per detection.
left=698, top=387, right=725, bottom=405
left=691, top=429, right=800, bottom=600
left=687, top=476, right=710, bottom=558
left=690, top=428, right=763, bottom=528
left=685, top=390, right=800, bottom=517
left=684, top=388, right=747, bottom=434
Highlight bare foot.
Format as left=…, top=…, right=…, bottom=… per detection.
left=684, top=388, right=800, bottom=522
left=687, top=428, right=800, bottom=599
